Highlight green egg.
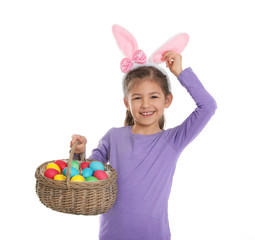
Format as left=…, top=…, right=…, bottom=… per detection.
left=86, top=176, right=98, bottom=182
left=71, top=160, right=80, bottom=171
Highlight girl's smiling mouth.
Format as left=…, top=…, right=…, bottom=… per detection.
left=140, top=111, right=155, bottom=116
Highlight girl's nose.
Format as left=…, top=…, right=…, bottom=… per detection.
left=141, top=99, right=150, bottom=108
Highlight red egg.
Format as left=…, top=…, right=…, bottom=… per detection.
left=44, top=168, right=59, bottom=179
left=80, top=162, right=90, bottom=170
left=55, top=160, right=67, bottom=171
left=93, top=170, right=108, bottom=180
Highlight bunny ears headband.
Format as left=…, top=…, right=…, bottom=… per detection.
left=112, top=24, right=189, bottom=92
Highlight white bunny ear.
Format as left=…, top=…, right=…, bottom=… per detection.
left=149, top=33, right=189, bottom=64
left=112, top=24, right=138, bottom=59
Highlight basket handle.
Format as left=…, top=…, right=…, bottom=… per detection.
left=66, top=141, right=82, bottom=188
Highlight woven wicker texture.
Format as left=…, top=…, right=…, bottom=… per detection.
left=35, top=142, right=118, bottom=215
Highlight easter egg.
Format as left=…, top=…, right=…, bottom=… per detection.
left=82, top=167, right=93, bottom=178
left=44, top=168, right=59, bottom=179
left=71, top=175, right=85, bottom=182
left=86, top=176, right=99, bottom=182
left=71, top=160, right=80, bottom=170
left=46, top=163, right=61, bottom=173
left=55, top=160, right=67, bottom=171
left=54, top=174, right=66, bottom=181
left=62, top=167, right=80, bottom=179
left=80, top=162, right=90, bottom=170
left=89, top=161, right=105, bottom=172
left=93, top=170, right=108, bottom=180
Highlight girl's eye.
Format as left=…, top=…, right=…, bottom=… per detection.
left=152, top=96, right=158, bottom=99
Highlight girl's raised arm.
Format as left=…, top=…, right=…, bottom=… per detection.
left=165, top=67, right=217, bottom=152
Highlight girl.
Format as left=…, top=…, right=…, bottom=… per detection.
left=71, top=26, right=217, bottom=240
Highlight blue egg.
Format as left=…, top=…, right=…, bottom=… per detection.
left=63, top=167, right=80, bottom=179
left=82, top=167, right=93, bottom=178
left=89, top=161, right=105, bottom=172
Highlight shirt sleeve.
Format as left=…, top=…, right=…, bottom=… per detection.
left=165, top=67, right=217, bottom=152
left=88, top=128, right=113, bottom=163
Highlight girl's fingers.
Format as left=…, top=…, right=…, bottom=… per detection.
left=79, top=136, right=87, bottom=144
left=162, top=51, right=177, bottom=60
left=165, top=55, right=174, bottom=68
left=75, top=144, right=84, bottom=152
left=71, top=134, right=77, bottom=143
left=162, top=51, right=183, bottom=77
left=71, top=135, right=87, bottom=145
left=70, top=135, right=87, bottom=153
left=72, top=134, right=80, bottom=143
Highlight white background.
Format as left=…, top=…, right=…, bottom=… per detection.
left=0, top=0, right=254, bottom=239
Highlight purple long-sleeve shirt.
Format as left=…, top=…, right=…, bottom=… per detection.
left=89, top=67, right=217, bottom=240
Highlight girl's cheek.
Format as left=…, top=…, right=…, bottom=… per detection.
left=131, top=102, right=139, bottom=109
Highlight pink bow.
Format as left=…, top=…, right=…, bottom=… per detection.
left=120, top=49, right=147, bottom=73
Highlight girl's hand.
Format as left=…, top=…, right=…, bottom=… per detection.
left=161, top=51, right=183, bottom=77
left=70, top=134, right=87, bottom=154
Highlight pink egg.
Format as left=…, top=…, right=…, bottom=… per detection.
left=44, top=168, right=59, bottom=179
left=93, top=170, right=108, bottom=180
left=55, top=160, right=67, bottom=171
left=80, top=162, right=90, bottom=170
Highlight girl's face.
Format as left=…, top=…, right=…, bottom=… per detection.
left=124, top=78, right=173, bottom=132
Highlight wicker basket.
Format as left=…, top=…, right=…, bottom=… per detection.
left=35, top=141, right=118, bottom=215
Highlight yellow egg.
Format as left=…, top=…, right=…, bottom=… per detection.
left=54, top=174, right=66, bottom=181
left=71, top=175, right=85, bottom=182
left=46, top=163, right=61, bottom=173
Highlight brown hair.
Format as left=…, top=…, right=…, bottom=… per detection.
left=123, top=66, right=171, bottom=130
